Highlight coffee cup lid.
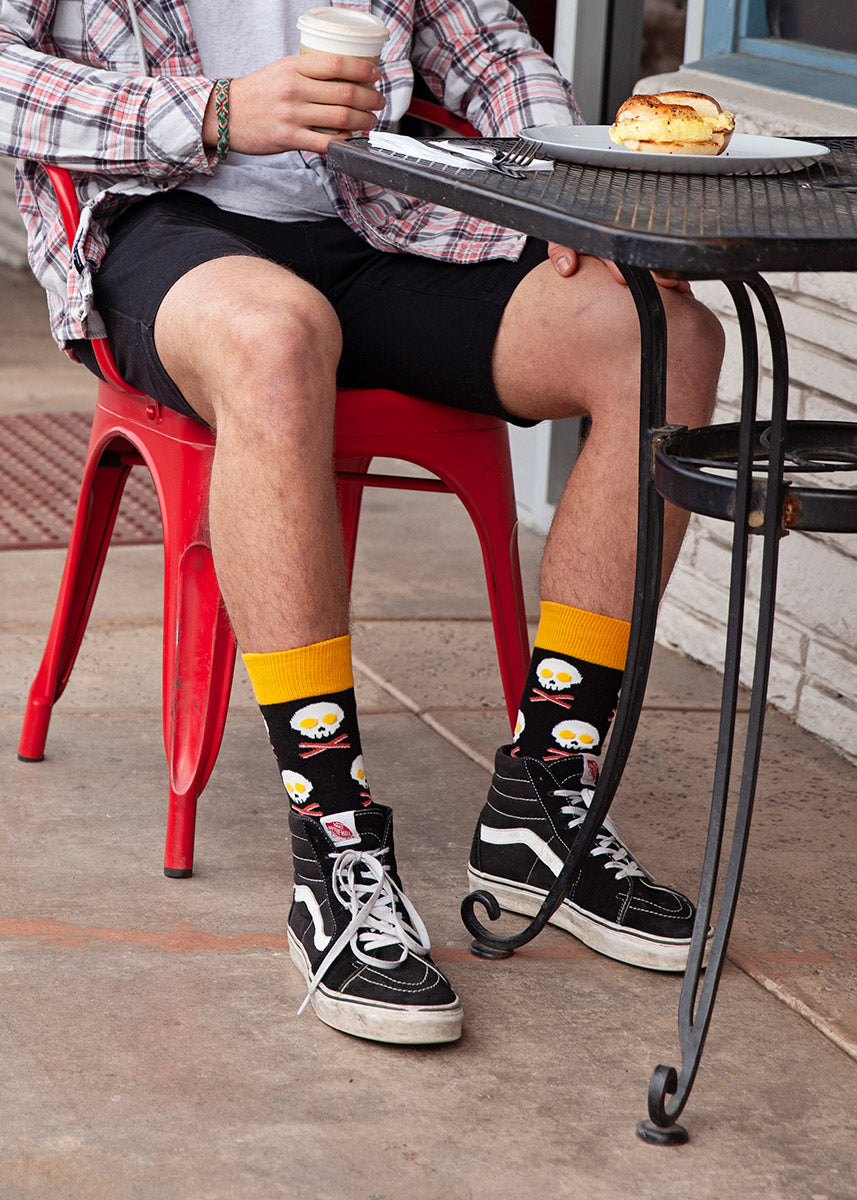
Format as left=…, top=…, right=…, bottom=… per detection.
left=297, top=8, right=389, bottom=42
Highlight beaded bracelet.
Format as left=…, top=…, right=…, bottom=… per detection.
left=213, top=78, right=231, bottom=161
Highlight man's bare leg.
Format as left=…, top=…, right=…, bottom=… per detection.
left=153, top=253, right=463, bottom=1042
left=466, top=254, right=725, bottom=972
left=492, top=254, right=724, bottom=615
left=154, top=255, right=348, bottom=653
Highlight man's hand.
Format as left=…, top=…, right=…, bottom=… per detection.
left=547, top=243, right=691, bottom=292
left=203, top=54, right=385, bottom=157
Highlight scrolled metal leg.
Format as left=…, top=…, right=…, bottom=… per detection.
left=639, top=275, right=790, bottom=1142
left=462, top=264, right=670, bottom=955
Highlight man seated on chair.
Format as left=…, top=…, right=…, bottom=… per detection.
left=0, top=1, right=724, bottom=1045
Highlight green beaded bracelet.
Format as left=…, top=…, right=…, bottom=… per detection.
left=214, top=78, right=231, bottom=161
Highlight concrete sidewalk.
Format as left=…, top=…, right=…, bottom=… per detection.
left=1, top=264, right=856, bottom=1199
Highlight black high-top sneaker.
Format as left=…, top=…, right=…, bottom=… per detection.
left=468, top=747, right=709, bottom=972
left=288, top=805, right=463, bottom=1044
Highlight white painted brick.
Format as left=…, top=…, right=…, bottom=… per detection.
left=709, top=591, right=800, bottom=703
left=772, top=535, right=857, bottom=644
left=684, top=541, right=735, bottom=602
left=660, top=613, right=800, bottom=711
left=791, top=388, right=857, bottom=424
left=661, top=544, right=810, bottom=709
left=765, top=271, right=800, bottom=293
left=775, top=338, right=857, bottom=401
left=766, top=611, right=809, bottom=671
left=692, top=280, right=726, bottom=311
left=805, top=640, right=857, bottom=708
left=786, top=382, right=809, bottom=421
left=692, top=530, right=766, bottom=603
left=676, top=516, right=704, bottom=559
left=763, top=651, right=802, bottom=713
left=662, top=514, right=730, bottom=576
left=656, top=599, right=727, bottom=669
left=714, top=351, right=747, bottom=419
left=794, top=272, right=857, bottom=312
left=775, top=295, right=857, bottom=361
left=812, top=528, right=857, bottom=557
left=796, top=684, right=857, bottom=761
left=661, top=559, right=730, bottom=627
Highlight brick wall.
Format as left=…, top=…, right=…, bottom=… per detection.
left=641, top=69, right=857, bottom=762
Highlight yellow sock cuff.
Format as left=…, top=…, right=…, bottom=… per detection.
left=242, top=635, right=354, bottom=706
left=534, top=602, right=630, bottom=672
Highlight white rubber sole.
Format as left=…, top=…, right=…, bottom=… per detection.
left=288, top=928, right=463, bottom=1045
left=467, top=867, right=711, bottom=973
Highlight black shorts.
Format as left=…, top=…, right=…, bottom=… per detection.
left=74, top=190, right=548, bottom=426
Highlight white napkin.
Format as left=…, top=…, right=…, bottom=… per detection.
left=368, top=130, right=552, bottom=171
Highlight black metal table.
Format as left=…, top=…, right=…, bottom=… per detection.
left=329, top=134, right=857, bottom=1142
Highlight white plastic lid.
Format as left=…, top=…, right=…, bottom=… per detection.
left=297, top=8, right=389, bottom=42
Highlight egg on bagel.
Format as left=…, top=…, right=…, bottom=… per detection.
left=609, top=91, right=735, bottom=156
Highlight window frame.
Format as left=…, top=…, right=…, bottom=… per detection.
left=691, top=0, right=857, bottom=108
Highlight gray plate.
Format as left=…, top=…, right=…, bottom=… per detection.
left=521, top=126, right=831, bottom=175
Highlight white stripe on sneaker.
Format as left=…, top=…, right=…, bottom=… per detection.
left=479, top=825, right=564, bottom=876
left=294, top=885, right=333, bottom=951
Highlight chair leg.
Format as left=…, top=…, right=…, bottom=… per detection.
left=157, top=444, right=237, bottom=877
left=18, top=447, right=132, bottom=761
left=162, top=544, right=236, bottom=877
left=336, top=455, right=372, bottom=588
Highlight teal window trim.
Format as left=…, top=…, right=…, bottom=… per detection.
left=701, top=4, right=738, bottom=56
left=700, top=1, right=768, bottom=54
left=694, top=0, right=857, bottom=108
left=739, top=37, right=857, bottom=80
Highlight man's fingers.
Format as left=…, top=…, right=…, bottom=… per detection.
left=656, top=275, right=692, bottom=293
left=293, top=72, right=385, bottom=115
left=288, top=96, right=380, bottom=139
left=295, top=51, right=382, bottom=86
left=547, top=242, right=579, bottom=276
left=548, top=250, right=695, bottom=296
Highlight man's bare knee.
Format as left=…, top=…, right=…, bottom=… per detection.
left=154, top=256, right=342, bottom=428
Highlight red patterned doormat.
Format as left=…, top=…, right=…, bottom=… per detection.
left=0, top=411, right=162, bottom=551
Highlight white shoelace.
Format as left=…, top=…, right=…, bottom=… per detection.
left=297, top=847, right=432, bottom=1015
left=553, top=788, right=650, bottom=882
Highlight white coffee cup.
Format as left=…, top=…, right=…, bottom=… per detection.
left=298, top=7, right=389, bottom=63
left=298, top=7, right=389, bottom=133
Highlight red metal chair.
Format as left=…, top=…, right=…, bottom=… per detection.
left=18, top=114, right=531, bottom=877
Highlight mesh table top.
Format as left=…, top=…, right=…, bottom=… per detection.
left=329, top=135, right=857, bottom=277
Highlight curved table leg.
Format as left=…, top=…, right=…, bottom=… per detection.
left=462, top=264, right=673, bottom=957
left=639, top=275, right=790, bottom=1143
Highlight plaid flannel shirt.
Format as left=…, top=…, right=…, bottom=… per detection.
left=0, top=0, right=580, bottom=346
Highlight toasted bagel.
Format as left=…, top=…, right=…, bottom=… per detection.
left=655, top=91, right=723, bottom=120
left=610, top=90, right=735, bottom=156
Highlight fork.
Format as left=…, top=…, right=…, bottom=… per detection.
left=426, top=140, right=528, bottom=178
left=427, top=136, right=543, bottom=178
left=492, top=138, right=542, bottom=169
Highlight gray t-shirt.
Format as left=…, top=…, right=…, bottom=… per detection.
left=180, top=0, right=338, bottom=220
